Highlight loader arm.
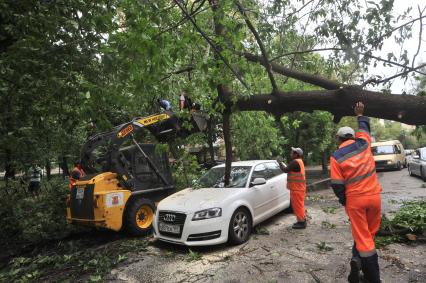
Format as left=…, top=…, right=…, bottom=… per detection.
left=80, top=111, right=207, bottom=190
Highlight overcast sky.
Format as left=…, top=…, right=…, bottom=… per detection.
left=369, top=0, right=426, bottom=93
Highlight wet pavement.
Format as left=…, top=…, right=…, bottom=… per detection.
left=109, top=169, right=426, bottom=283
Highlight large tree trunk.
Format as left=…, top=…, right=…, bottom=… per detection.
left=206, top=118, right=216, bottom=162
left=222, top=110, right=232, bottom=186
left=209, top=0, right=233, bottom=186
left=45, top=158, right=51, bottom=180
left=4, top=149, right=15, bottom=182
left=60, top=155, right=69, bottom=180
left=235, top=88, right=426, bottom=125
left=321, top=151, right=328, bottom=174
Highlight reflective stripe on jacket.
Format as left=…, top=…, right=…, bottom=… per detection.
left=330, top=116, right=381, bottom=197
left=287, top=158, right=306, bottom=191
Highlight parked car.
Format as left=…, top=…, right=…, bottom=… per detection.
left=408, top=147, right=426, bottom=181
left=405, top=149, right=416, bottom=163
left=153, top=160, right=289, bottom=246
left=371, top=140, right=406, bottom=170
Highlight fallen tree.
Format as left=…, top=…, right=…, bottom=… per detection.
left=235, top=87, right=426, bottom=125
left=175, top=0, right=426, bottom=185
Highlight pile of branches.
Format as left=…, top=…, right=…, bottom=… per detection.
left=377, top=200, right=426, bottom=242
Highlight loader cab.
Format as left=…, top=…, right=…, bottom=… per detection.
left=119, top=144, right=173, bottom=192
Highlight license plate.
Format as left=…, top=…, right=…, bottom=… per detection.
left=76, top=188, right=84, bottom=200
left=159, top=222, right=180, bottom=234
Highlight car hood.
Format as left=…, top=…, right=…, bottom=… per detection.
left=374, top=155, right=397, bottom=162
left=158, top=187, right=243, bottom=213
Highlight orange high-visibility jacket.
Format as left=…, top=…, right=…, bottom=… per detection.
left=69, top=167, right=85, bottom=189
left=287, top=158, right=306, bottom=191
left=330, top=116, right=381, bottom=197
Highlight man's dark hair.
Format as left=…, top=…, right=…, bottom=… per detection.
left=338, top=135, right=355, bottom=143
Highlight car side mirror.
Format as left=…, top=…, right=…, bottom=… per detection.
left=250, top=178, right=266, bottom=187
left=413, top=155, right=420, bottom=159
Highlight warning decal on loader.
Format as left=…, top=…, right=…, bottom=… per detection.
left=106, top=192, right=124, bottom=207
left=136, top=113, right=169, bottom=126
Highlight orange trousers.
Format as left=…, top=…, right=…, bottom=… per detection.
left=290, top=190, right=305, bottom=221
left=345, top=194, right=381, bottom=256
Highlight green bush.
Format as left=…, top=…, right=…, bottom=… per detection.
left=0, top=178, right=80, bottom=248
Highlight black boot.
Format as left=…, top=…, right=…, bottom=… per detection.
left=360, top=253, right=380, bottom=283
left=292, top=220, right=307, bottom=229
left=348, top=257, right=361, bottom=283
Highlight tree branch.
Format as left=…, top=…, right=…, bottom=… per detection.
left=369, top=63, right=426, bottom=85
left=412, top=5, right=425, bottom=69
left=271, top=47, right=426, bottom=76
left=235, top=1, right=278, bottom=93
left=243, top=52, right=343, bottom=89
left=234, top=87, right=426, bottom=125
left=372, top=14, right=426, bottom=46
left=173, top=0, right=251, bottom=93
left=160, top=66, right=194, bottom=81
left=154, top=2, right=208, bottom=38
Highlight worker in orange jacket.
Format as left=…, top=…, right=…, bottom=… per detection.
left=69, top=161, right=86, bottom=189
left=278, top=147, right=307, bottom=229
left=330, top=102, right=381, bottom=283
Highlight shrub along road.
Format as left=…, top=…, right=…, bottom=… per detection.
left=109, top=169, right=426, bottom=283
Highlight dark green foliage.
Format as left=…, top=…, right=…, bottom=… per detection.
left=0, top=179, right=77, bottom=248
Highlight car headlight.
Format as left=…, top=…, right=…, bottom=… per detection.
left=387, top=160, right=392, bottom=164
left=192, top=208, right=222, bottom=221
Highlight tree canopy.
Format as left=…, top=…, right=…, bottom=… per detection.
left=1, top=0, right=426, bottom=184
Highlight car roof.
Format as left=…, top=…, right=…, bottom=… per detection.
left=371, top=140, right=401, bottom=146
left=212, top=160, right=277, bottom=168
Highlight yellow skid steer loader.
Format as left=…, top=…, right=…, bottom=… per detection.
left=66, top=111, right=206, bottom=235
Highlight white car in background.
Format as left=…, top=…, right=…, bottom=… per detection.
left=153, top=160, right=290, bottom=246
left=408, top=147, right=426, bottom=181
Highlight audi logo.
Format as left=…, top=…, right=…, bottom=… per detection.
left=163, top=214, right=176, bottom=222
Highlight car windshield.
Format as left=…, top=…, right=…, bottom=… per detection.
left=197, top=166, right=251, bottom=188
left=372, top=145, right=395, bottom=156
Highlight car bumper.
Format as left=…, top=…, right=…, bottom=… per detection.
left=153, top=213, right=229, bottom=246
left=375, top=163, right=398, bottom=170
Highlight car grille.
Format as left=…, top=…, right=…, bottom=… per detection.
left=158, top=211, right=186, bottom=238
left=187, top=230, right=221, bottom=242
left=375, top=160, right=388, bottom=166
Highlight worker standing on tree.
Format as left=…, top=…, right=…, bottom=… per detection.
left=28, top=161, right=43, bottom=197
left=69, top=161, right=86, bottom=189
left=330, top=102, right=381, bottom=283
left=278, top=147, right=307, bottom=229
left=179, top=91, right=192, bottom=111
left=157, top=98, right=172, bottom=111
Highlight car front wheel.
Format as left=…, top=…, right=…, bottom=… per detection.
left=228, top=208, right=251, bottom=245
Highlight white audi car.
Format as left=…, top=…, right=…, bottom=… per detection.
left=153, top=160, right=290, bottom=246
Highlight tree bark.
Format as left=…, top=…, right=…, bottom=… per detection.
left=206, top=118, right=216, bottom=162
left=243, top=52, right=342, bottom=90
left=235, top=87, right=426, bottom=125
left=321, top=151, right=328, bottom=174
left=45, top=158, right=51, bottom=180
left=209, top=0, right=233, bottom=186
left=60, top=155, right=69, bottom=180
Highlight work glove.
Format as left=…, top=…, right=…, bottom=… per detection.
left=332, top=186, right=346, bottom=206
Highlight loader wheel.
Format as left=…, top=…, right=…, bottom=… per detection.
left=124, top=198, right=156, bottom=236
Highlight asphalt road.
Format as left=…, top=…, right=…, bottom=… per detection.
left=110, top=169, right=426, bottom=283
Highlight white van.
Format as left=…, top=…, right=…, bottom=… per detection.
left=371, top=140, right=406, bottom=170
